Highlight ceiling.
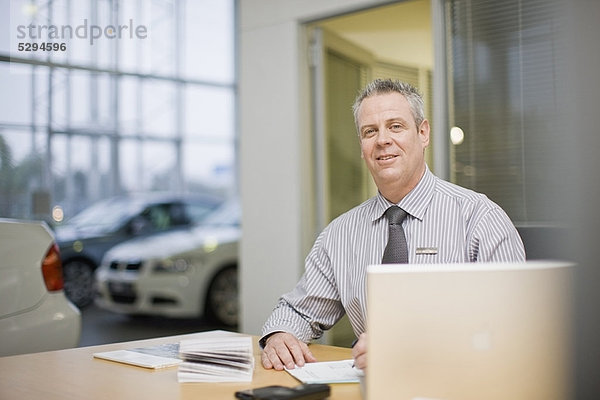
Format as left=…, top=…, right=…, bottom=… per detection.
left=317, top=0, right=433, bottom=69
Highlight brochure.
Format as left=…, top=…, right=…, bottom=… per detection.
left=93, top=343, right=182, bottom=369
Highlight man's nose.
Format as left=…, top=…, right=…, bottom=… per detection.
left=376, top=127, right=392, bottom=144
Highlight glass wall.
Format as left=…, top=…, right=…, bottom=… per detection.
left=0, top=0, right=236, bottom=222
left=446, top=0, right=565, bottom=224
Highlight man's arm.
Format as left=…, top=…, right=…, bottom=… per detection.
left=259, top=229, right=346, bottom=369
left=471, top=207, right=526, bottom=262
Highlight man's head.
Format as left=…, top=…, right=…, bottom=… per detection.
left=353, top=79, right=430, bottom=203
left=352, top=79, right=425, bottom=134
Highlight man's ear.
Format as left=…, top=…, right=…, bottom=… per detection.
left=419, top=120, right=431, bottom=148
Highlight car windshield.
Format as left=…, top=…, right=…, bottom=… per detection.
left=64, top=197, right=148, bottom=234
left=202, top=200, right=240, bottom=227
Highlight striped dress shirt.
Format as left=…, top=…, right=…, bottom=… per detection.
left=261, top=165, right=526, bottom=344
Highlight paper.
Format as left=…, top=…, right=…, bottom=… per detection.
left=93, top=343, right=182, bottom=369
left=285, top=359, right=363, bottom=384
left=177, top=335, right=254, bottom=383
left=92, top=331, right=234, bottom=370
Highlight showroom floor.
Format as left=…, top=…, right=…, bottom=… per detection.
left=79, top=304, right=233, bottom=347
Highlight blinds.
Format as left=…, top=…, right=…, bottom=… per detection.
left=446, top=0, right=565, bottom=224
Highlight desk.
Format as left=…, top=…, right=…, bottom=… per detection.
left=0, top=332, right=361, bottom=400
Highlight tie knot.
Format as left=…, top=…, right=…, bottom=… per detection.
left=385, top=206, right=407, bottom=225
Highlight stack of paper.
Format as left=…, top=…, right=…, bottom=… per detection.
left=177, top=335, right=254, bottom=383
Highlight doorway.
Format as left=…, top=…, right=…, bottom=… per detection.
left=306, top=0, right=434, bottom=346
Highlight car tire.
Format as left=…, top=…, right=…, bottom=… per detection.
left=205, top=266, right=238, bottom=327
left=63, top=260, right=95, bottom=308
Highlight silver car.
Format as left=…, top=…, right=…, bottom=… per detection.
left=55, top=192, right=223, bottom=308
left=0, top=219, right=81, bottom=356
left=95, top=201, right=239, bottom=326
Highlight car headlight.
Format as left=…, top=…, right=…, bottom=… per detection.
left=203, top=237, right=219, bottom=253
left=153, top=258, right=190, bottom=273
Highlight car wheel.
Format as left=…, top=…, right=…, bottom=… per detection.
left=63, top=260, right=95, bottom=308
left=206, top=266, right=238, bottom=327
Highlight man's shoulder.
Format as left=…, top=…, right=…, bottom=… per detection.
left=433, top=175, right=492, bottom=204
left=327, top=196, right=378, bottom=228
left=429, top=175, right=509, bottom=219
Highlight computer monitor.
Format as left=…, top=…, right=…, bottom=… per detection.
left=365, top=261, right=574, bottom=400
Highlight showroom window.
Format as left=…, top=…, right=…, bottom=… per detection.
left=0, top=0, right=236, bottom=222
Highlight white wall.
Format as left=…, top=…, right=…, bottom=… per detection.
left=239, top=0, right=392, bottom=335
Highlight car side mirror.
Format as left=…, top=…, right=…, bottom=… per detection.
left=129, top=216, right=151, bottom=236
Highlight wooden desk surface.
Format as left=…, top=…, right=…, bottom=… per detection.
left=0, top=332, right=361, bottom=400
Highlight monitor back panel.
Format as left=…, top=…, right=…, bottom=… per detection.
left=366, top=261, right=573, bottom=400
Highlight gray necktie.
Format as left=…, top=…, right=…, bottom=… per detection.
left=382, top=206, right=409, bottom=264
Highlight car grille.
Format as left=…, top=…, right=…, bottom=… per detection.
left=107, top=281, right=137, bottom=304
left=109, top=260, right=143, bottom=271
left=110, top=293, right=137, bottom=304
left=151, top=296, right=178, bottom=305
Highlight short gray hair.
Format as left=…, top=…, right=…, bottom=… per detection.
left=352, top=79, right=425, bottom=134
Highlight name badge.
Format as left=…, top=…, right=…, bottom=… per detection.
left=416, top=247, right=438, bottom=255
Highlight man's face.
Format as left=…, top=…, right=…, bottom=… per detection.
left=358, top=92, right=430, bottom=198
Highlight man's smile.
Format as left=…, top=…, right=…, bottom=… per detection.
left=376, top=154, right=398, bottom=161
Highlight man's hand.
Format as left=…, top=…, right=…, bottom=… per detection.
left=351, top=332, right=368, bottom=370
left=261, top=332, right=317, bottom=370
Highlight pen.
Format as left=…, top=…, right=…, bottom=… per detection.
left=351, top=338, right=358, bottom=368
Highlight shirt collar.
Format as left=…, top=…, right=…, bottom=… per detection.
left=370, top=165, right=436, bottom=222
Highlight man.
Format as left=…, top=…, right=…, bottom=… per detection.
left=260, top=79, right=526, bottom=371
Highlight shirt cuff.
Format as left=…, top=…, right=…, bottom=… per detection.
left=258, top=330, right=285, bottom=349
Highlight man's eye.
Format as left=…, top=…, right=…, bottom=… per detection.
left=362, top=129, right=376, bottom=137
left=391, top=124, right=403, bottom=131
